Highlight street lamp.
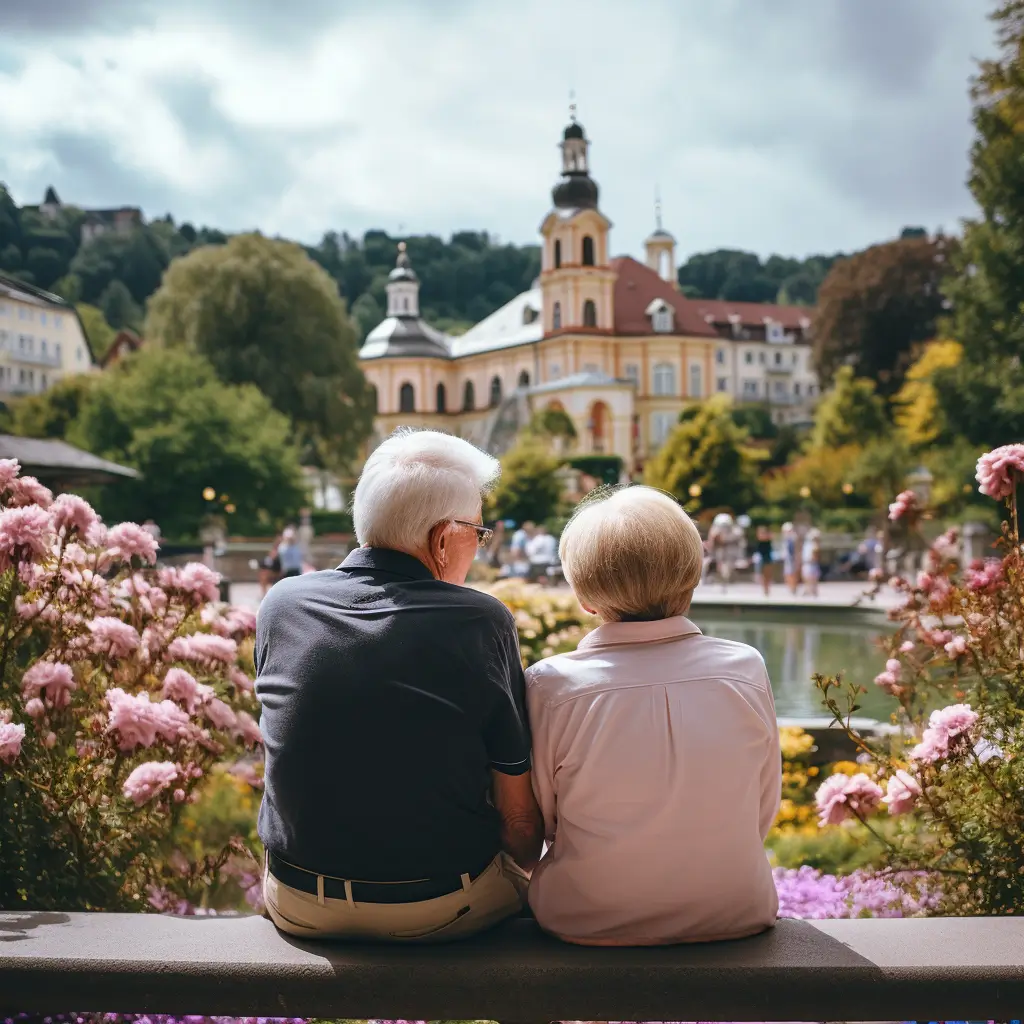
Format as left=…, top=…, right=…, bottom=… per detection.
left=688, top=483, right=702, bottom=499
left=799, top=486, right=811, bottom=499
left=202, top=487, right=216, bottom=502
left=842, top=482, right=854, bottom=495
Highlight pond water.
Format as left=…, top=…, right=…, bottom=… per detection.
left=692, top=609, right=895, bottom=721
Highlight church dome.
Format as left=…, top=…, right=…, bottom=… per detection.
left=552, top=174, right=599, bottom=210
left=563, top=120, right=585, bottom=140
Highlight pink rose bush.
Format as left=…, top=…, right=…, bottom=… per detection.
left=816, top=443, right=1024, bottom=915
left=0, top=459, right=263, bottom=912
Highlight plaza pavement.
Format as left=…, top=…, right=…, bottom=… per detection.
left=229, top=577, right=901, bottom=613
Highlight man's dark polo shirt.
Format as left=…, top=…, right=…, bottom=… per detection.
left=255, top=547, right=531, bottom=881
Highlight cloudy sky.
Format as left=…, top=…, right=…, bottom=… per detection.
left=0, top=0, right=996, bottom=261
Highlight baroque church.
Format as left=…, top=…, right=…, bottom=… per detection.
left=358, top=114, right=820, bottom=474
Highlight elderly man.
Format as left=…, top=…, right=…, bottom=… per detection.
left=255, top=428, right=543, bottom=942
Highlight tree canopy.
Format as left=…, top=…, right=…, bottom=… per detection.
left=676, top=248, right=844, bottom=305
left=809, top=367, right=888, bottom=450
left=144, top=233, right=373, bottom=468
left=488, top=437, right=564, bottom=526
left=643, top=395, right=761, bottom=512
left=812, top=235, right=952, bottom=394
left=62, top=348, right=305, bottom=536
left=935, top=0, right=1024, bottom=445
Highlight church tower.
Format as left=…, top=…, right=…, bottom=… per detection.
left=539, top=109, right=615, bottom=339
left=386, top=241, right=420, bottom=317
left=644, top=191, right=677, bottom=286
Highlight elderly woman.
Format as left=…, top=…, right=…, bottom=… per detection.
left=526, top=486, right=781, bottom=946
left=256, top=428, right=543, bottom=942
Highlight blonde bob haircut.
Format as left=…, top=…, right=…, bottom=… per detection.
left=559, top=485, right=704, bottom=622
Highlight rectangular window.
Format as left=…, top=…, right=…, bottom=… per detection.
left=773, top=380, right=787, bottom=396
left=743, top=379, right=760, bottom=396
left=744, top=351, right=753, bottom=365
left=41, top=340, right=48, bottom=355
left=583, top=362, right=600, bottom=373
left=758, top=351, right=766, bottom=364
left=40, top=312, right=47, bottom=326
left=792, top=351, right=799, bottom=365
left=18, top=308, right=26, bottom=320
left=774, top=351, right=782, bottom=365
left=55, top=342, right=61, bottom=359
left=689, top=364, right=703, bottom=398
left=549, top=362, right=561, bottom=381
left=54, top=314, right=63, bottom=328
left=652, top=309, right=673, bottom=333
left=650, top=411, right=677, bottom=448
left=715, top=349, right=726, bottom=365
left=624, top=363, right=639, bottom=385
left=794, top=382, right=802, bottom=396
left=717, top=376, right=728, bottom=392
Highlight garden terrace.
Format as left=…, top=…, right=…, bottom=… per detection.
left=1, top=912, right=1023, bottom=1021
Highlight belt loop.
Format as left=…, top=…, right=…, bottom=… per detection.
left=316, top=874, right=325, bottom=906
left=460, top=872, right=472, bottom=893
left=344, top=879, right=355, bottom=907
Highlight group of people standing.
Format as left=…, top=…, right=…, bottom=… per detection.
left=704, top=516, right=821, bottom=598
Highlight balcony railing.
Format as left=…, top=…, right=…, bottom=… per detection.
left=9, top=349, right=62, bottom=367
left=0, top=911, right=1022, bottom=1019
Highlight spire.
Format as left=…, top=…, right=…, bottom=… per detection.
left=655, top=185, right=663, bottom=232
left=386, top=241, right=419, bottom=317
left=553, top=103, right=598, bottom=210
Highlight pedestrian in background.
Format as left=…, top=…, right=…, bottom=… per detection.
left=755, top=525, right=774, bottom=598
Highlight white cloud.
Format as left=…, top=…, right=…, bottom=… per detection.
left=0, top=0, right=996, bottom=258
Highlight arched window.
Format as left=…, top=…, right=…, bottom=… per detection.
left=689, top=364, right=703, bottom=398
left=399, top=382, right=415, bottom=413
left=436, top=382, right=447, bottom=413
left=463, top=380, right=475, bottom=411
left=583, top=299, right=597, bottom=327
left=369, top=384, right=378, bottom=413
left=582, top=235, right=595, bottom=266
left=554, top=239, right=562, bottom=269
left=518, top=369, right=530, bottom=387
left=552, top=301, right=562, bottom=330
left=652, top=362, right=676, bottom=396
left=489, top=376, right=503, bottom=407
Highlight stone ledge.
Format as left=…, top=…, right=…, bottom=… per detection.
left=1, top=913, right=1022, bottom=1020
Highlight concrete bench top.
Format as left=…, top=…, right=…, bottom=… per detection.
left=1, top=912, right=1023, bottom=1021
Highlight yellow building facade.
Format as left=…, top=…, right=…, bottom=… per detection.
left=359, top=116, right=818, bottom=474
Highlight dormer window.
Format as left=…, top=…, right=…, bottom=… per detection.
left=645, top=298, right=674, bottom=334
left=766, top=320, right=786, bottom=343
left=522, top=305, right=539, bottom=325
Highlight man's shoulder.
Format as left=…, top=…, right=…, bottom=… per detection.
left=454, top=584, right=518, bottom=633
left=256, top=570, right=339, bottom=625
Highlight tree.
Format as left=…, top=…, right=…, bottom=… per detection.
left=68, top=347, right=306, bottom=537
left=761, top=444, right=863, bottom=508
left=75, top=304, right=116, bottom=361
left=98, top=279, right=141, bottom=330
left=144, top=233, right=374, bottom=467
left=935, top=1, right=1024, bottom=445
left=809, top=366, right=888, bottom=450
left=813, top=236, right=953, bottom=394
left=643, top=394, right=761, bottom=511
left=893, top=340, right=964, bottom=447
left=488, top=438, right=564, bottom=525
left=7, top=374, right=95, bottom=440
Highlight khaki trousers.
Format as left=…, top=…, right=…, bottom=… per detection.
left=263, top=853, right=527, bottom=943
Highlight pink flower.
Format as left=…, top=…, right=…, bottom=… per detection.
left=105, top=522, right=159, bottom=565
left=869, top=567, right=883, bottom=582
left=106, top=688, right=160, bottom=750
left=944, top=635, right=968, bottom=658
left=882, top=769, right=922, bottom=816
left=916, top=571, right=934, bottom=592
left=0, top=458, right=20, bottom=492
left=888, top=490, right=918, bottom=522
left=203, top=697, right=237, bottom=731
left=921, top=628, right=953, bottom=648
left=911, top=702, right=979, bottom=763
left=44, top=731, right=57, bottom=749
left=228, top=666, right=254, bottom=693
left=0, top=720, right=26, bottom=763
left=87, top=616, right=141, bottom=658
left=24, top=697, right=45, bottom=719
left=235, top=711, right=262, bottom=747
left=122, top=761, right=179, bottom=805
left=0, top=505, right=55, bottom=569
left=151, top=699, right=192, bottom=743
left=976, top=443, right=1024, bottom=500
left=885, top=658, right=902, bottom=676
left=966, top=558, right=1004, bottom=593
left=899, top=641, right=915, bottom=654
left=50, top=493, right=99, bottom=537
left=229, top=758, right=263, bottom=785
left=874, top=671, right=900, bottom=695
left=7, top=475, right=53, bottom=509
left=161, top=668, right=203, bottom=712
left=162, top=563, right=221, bottom=603
left=21, top=661, right=76, bottom=705
left=167, top=633, right=238, bottom=667
left=815, top=772, right=884, bottom=827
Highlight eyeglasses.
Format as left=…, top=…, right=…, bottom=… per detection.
left=452, top=519, right=494, bottom=547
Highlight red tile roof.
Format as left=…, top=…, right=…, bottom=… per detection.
left=690, top=298, right=812, bottom=330
left=610, top=256, right=718, bottom=337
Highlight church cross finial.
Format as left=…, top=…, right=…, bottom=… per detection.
left=569, top=88, right=577, bottom=122
left=655, top=185, right=663, bottom=231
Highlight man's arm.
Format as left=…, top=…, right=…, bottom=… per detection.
left=492, top=769, right=544, bottom=872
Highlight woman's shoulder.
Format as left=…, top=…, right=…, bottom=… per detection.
left=688, top=633, right=769, bottom=686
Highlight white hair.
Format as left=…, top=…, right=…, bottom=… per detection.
left=352, top=428, right=500, bottom=550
